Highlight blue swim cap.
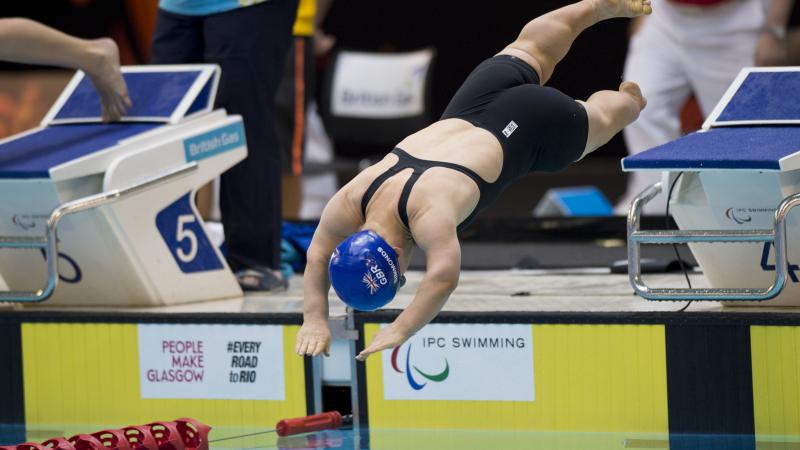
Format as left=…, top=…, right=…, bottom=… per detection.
left=329, top=230, right=402, bottom=311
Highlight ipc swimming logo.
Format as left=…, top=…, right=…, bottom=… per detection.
left=391, top=344, right=449, bottom=390
left=725, top=207, right=752, bottom=225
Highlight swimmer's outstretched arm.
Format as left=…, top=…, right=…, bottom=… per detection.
left=356, top=214, right=460, bottom=361
left=297, top=193, right=362, bottom=357
left=0, top=18, right=131, bottom=121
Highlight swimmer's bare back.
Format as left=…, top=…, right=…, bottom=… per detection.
left=342, top=119, right=501, bottom=229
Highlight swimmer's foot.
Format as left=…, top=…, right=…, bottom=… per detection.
left=83, top=38, right=132, bottom=122
left=592, top=0, right=652, bottom=20
left=620, top=81, right=647, bottom=111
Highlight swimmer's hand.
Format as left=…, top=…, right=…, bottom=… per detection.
left=296, top=319, right=331, bottom=357
left=356, top=323, right=410, bottom=361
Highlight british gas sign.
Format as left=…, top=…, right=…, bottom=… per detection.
left=381, top=323, right=534, bottom=401
left=184, top=122, right=245, bottom=162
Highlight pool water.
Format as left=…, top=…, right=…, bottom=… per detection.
left=5, top=425, right=798, bottom=450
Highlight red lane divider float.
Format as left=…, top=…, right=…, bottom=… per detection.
left=1, top=443, right=51, bottom=450
left=92, top=430, right=131, bottom=450
left=146, top=422, right=184, bottom=450
left=1, top=419, right=210, bottom=450
left=68, top=434, right=105, bottom=450
left=121, top=427, right=158, bottom=450
left=175, top=418, right=209, bottom=450
left=42, top=438, right=73, bottom=450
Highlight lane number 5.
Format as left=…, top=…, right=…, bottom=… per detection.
left=176, top=214, right=198, bottom=263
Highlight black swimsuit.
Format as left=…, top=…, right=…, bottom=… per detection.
left=360, top=55, right=589, bottom=232
left=360, top=148, right=489, bottom=232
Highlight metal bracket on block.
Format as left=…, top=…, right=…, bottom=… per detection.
left=329, top=316, right=359, bottom=341
left=0, top=162, right=198, bottom=303
left=627, top=182, right=800, bottom=301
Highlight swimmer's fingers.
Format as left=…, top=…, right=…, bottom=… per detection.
left=296, top=337, right=311, bottom=356
left=295, top=328, right=312, bottom=355
left=312, top=339, right=330, bottom=357
left=356, top=339, right=393, bottom=361
left=356, top=325, right=409, bottom=361
left=355, top=343, right=382, bottom=361
left=296, top=321, right=331, bottom=357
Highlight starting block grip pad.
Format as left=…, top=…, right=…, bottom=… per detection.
left=0, top=65, right=246, bottom=306
left=710, top=69, right=800, bottom=125
left=621, top=126, right=800, bottom=172
left=46, top=66, right=216, bottom=125
left=0, top=123, right=159, bottom=178
left=622, top=67, right=800, bottom=305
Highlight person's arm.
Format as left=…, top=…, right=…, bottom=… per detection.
left=356, top=213, right=460, bottom=361
left=313, top=0, right=336, bottom=56
left=296, top=191, right=362, bottom=356
left=755, top=0, right=795, bottom=66
left=0, top=18, right=131, bottom=121
left=315, top=0, right=334, bottom=27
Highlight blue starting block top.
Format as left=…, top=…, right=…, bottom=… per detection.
left=0, top=123, right=160, bottom=178
left=705, top=69, right=800, bottom=127
left=0, top=65, right=220, bottom=179
left=623, top=67, right=800, bottom=172
left=622, top=127, right=800, bottom=171
left=45, top=65, right=218, bottom=125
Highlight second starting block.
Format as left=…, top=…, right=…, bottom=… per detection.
left=623, top=67, right=800, bottom=305
left=0, top=65, right=245, bottom=306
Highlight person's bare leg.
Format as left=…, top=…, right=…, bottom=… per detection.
left=0, top=18, right=131, bottom=121
left=500, top=0, right=652, bottom=83
left=577, top=81, right=647, bottom=159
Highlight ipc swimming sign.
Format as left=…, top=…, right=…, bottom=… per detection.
left=381, top=323, right=535, bottom=401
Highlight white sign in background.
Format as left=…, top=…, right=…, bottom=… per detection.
left=138, top=324, right=285, bottom=400
left=381, top=323, right=534, bottom=401
left=331, top=49, right=433, bottom=119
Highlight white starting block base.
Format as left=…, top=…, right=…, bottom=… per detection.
left=671, top=171, right=800, bottom=306
left=623, top=68, right=800, bottom=306
left=0, top=66, right=244, bottom=306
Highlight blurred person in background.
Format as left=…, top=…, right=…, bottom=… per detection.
left=615, top=0, right=795, bottom=214
left=275, top=0, right=335, bottom=219
left=149, top=0, right=299, bottom=292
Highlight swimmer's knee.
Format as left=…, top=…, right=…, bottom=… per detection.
left=580, top=97, right=634, bottom=156
left=498, top=44, right=549, bottom=84
left=586, top=90, right=641, bottom=127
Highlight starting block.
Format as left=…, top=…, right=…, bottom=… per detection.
left=0, top=65, right=245, bottom=305
left=623, top=67, right=800, bottom=305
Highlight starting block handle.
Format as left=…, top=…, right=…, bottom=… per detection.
left=0, top=162, right=198, bottom=303
left=626, top=182, right=799, bottom=301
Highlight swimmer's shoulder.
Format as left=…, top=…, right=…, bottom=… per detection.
left=334, top=151, right=401, bottom=212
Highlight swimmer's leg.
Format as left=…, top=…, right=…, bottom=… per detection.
left=499, top=0, right=652, bottom=84
left=578, top=81, right=647, bottom=159
left=0, top=18, right=131, bottom=121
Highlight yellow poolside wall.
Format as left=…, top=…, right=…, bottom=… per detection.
left=364, top=323, right=669, bottom=440
left=751, top=325, right=800, bottom=448
left=21, top=323, right=306, bottom=431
